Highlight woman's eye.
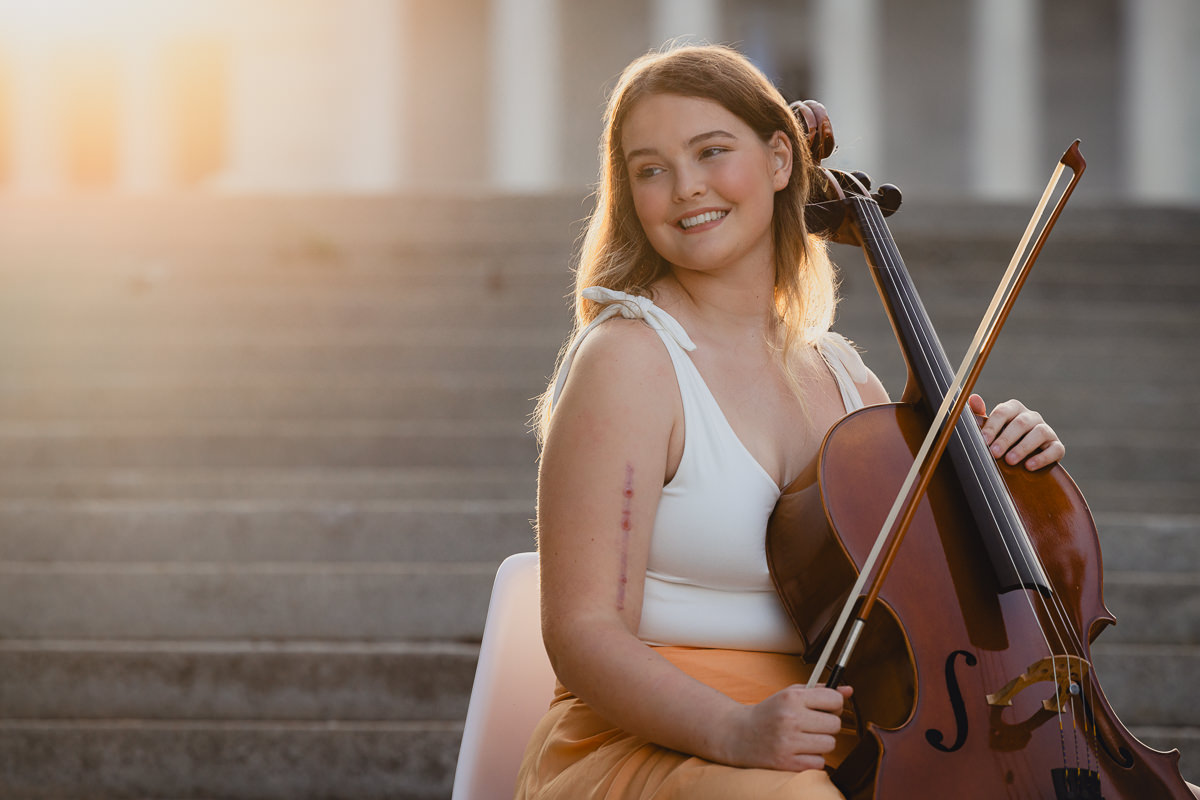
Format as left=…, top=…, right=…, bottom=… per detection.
left=700, top=146, right=727, bottom=159
left=633, top=165, right=664, bottom=179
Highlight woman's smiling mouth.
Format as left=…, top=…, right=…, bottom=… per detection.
left=678, top=209, right=728, bottom=230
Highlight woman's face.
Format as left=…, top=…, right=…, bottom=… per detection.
left=620, top=93, right=791, bottom=279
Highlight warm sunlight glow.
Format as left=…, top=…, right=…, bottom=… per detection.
left=0, top=0, right=243, bottom=191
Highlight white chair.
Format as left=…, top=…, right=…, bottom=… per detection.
left=452, top=552, right=557, bottom=800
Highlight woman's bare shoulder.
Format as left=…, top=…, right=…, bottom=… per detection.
left=565, top=317, right=676, bottom=390
left=550, top=317, right=680, bottom=436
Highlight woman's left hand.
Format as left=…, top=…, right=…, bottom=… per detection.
left=968, top=394, right=1065, bottom=471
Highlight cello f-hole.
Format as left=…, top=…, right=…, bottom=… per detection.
left=925, top=649, right=977, bottom=753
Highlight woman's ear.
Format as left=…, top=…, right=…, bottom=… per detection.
left=769, top=131, right=793, bottom=191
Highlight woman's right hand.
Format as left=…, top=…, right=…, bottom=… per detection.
left=721, top=684, right=853, bottom=772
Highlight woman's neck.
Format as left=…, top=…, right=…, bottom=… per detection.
left=657, top=265, right=779, bottom=344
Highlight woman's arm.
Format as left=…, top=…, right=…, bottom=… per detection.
left=538, top=319, right=847, bottom=771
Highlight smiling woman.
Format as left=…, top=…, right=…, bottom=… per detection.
left=514, top=43, right=1074, bottom=800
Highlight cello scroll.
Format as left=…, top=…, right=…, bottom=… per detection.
left=791, top=99, right=902, bottom=245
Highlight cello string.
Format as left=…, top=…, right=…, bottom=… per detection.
left=861, top=180, right=1085, bottom=661
left=806, top=175, right=1099, bottom=773
left=860, top=190, right=1086, bottom=691
left=858, top=200, right=1086, bottom=771
left=853, top=189, right=1093, bottom=762
left=857, top=196, right=1063, bottom=653
left=867, top=182, right=1107, bottom=772
left=925, top=171, right=1104, bottom=764
left=801, top=197, right=1067, bottom=677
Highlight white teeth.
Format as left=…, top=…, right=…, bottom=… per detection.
left=680, top=210, right=726, bottom=229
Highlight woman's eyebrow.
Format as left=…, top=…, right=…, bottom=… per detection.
left=625, top=129, right=737, bottom=162
left=689, top=129, right=737, bottom=146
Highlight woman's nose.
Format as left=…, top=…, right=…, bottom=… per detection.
left=673, top=165, right=705, bottom=201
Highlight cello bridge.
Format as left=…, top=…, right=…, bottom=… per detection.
left=986, top=654, right=1091, bottom=713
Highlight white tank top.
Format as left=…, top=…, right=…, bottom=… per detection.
left=552, top=287, right=869, bottom=653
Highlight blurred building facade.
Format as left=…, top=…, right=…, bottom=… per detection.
left=0, top=0, right=1196, bottom=203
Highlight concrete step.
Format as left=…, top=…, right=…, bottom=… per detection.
left=1, top=282, right=1190, bottom=340
left=0, top=419, right=540, bottom=470
left=1097, top=513, right=1200, bottom=572
left=0, top=196, right=589, bottom=265
left=4, top=244, right=1194, bottom=310
left=0, top=720, right=1194, bottom=800
left=2, top=252, right=1195, bottom=319
left=2, top=378, right=1188, bottom=439
left=0, top=422, right=1192, bottom=493
left=4, top=245, right=1195, bottom=311
left=0, top=502, right=1183, bottom=567
left=1091, top=643, right=1200, bottom=728
left=1, top=327, right=1192, bottom=391
left=881, top=202, right=1200, bottom=254
left=836, top=302, right=1199, bottom=362
left=1057, top=430, right=1200, bottom=486
left=0, top=248, right=575, bottom=288
left=0, top=276, right=573, bottom=311
left=0, top=561, right=496, bottom=641
left=0, top=291, right=573, bottom=337
left=0, top=371, right=549, bottom=422
left=1074, top=479, right=1200, bottom=516
left=0, top=195, right=1193, bottom=262
left=0, top=637, right=1189, bottom=730
left=0, top=639, right=475, bottom=722
left=0, top=718, right=459, bottom=800
left=0, top=466, right=537, bottom=502
left=0, top=562, right=1190, bottom=644
left=0, top=328, right=565, bottom=374
left=1099, top=571, right=1200, bottom=645
left=0, top=498, right=536, bottom=563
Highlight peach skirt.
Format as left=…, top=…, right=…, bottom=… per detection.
left=513, top=647, right=853, bottom=800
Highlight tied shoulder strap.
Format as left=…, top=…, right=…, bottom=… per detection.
left=818, top=332, right=869, bottom=413
left=550, top=287, right=697, bottom=408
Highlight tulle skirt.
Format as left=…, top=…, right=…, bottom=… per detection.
left=513, top=646, right=855, bottom=800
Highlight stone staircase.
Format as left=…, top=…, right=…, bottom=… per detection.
left=0, top=196, right=1195, bottom=798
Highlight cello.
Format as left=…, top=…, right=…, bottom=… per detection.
left=766, top=101, right=1194, bottom=799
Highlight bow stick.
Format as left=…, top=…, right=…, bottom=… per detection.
left=809, top=140, right=1088, bottom=690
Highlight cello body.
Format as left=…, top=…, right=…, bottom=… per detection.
left=768, top=402, right=1190, bottom=798
left=766, top=121, right=1193, bottom=797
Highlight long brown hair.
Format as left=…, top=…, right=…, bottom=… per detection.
left=534, top=44, right=838, bottom=442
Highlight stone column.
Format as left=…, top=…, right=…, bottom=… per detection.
left=812, top=0, right=882, bottom=175
left=969, top=0, right=1039, bottom=199
left=217, top=0, right=344, bottom=192
left=1124, top=0, right=1199, bottom=202
left=488, top=0, right=562, bottom=193
left=118, top=40, right=167, bottom=192
left=7, top=41, right=61, bottom=192
left=650, top=0, right=722, bottom=49
left=337, top=0, right=406, bottom=192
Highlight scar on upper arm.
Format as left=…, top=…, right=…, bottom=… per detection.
left=617, top=462, right=633, bottom=611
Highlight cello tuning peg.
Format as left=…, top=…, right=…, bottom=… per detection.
left=876, top=184, right=903, bottom=217
left=851, top=171, right=872, bottom=190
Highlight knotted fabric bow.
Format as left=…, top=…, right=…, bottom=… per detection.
left=551, top=287, right=697, bottom=408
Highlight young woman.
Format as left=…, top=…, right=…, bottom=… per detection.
left=516, top=45, right=1066, bottom=799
